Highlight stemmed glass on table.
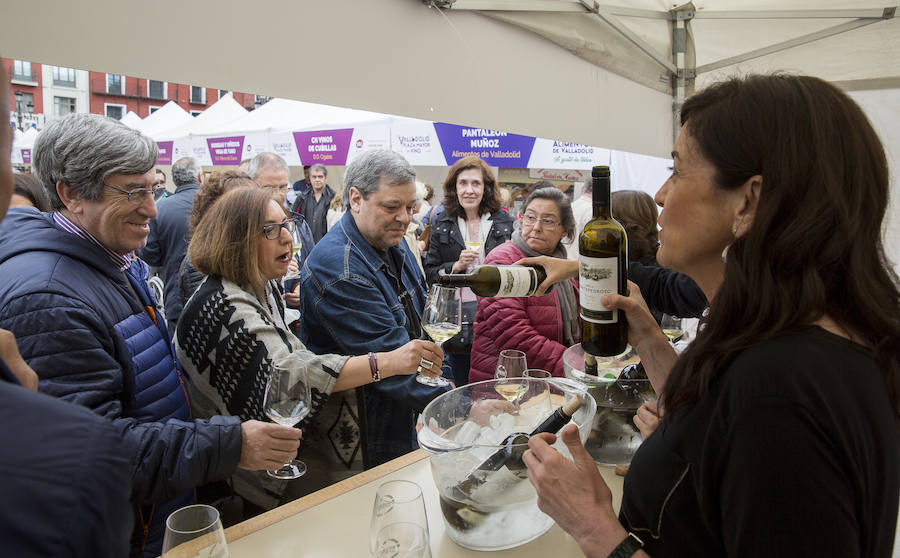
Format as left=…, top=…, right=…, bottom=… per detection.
left=370, top=480, right=432, bottom=558
left=263, top=361, right=311, bottom=479
left=417, top=284, right=460, bottom=387
left=162, top=504, right=229, bottom=558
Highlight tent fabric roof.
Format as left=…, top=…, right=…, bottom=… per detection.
left=202, top=98, right=392, bottom=136
left=477, top=1, right=898, bottom=93
left=135, top=101, right=192, bottom=137
left=154, top=93, right=248, bottom=140
left=119, top=111, right=143, bottom=129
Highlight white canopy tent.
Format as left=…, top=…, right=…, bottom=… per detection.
left=153, top=92, right=248, bottom=140
left=119, top=111, right=143, bottom=130
left=133, top=101, right=192, bottom=138
left=0, top=0, right=896, bottom=268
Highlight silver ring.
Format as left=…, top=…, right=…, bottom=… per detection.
left=419, top=358, right=434, bottom=369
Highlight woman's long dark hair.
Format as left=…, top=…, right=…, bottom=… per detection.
left=611, top=190, right=658, bottom=263
left=441, top=156, right=501, bottom=219
left=663, top=74, right=900, bottom=418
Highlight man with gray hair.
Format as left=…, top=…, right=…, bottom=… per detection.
left=300, top=149, right=450, bottom=471
left=0, top=113, right=303, bottom=557
left=139, top=156, right=202, bottom=331
left=291, top=163, right=334, bottom=243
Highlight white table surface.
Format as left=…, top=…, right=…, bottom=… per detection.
left=223, top=450, right=624, bottom=558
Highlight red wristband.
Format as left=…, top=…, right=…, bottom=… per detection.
left=368, top=352, right=380, bottom=382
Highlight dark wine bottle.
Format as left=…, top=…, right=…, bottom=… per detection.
left=437, top=264, right=548, bottom=297
left=618, top=362, right=647, bottom=380
left=579, top=165, right=628, bottom=356
left=452, top=395, right=585, bottom=498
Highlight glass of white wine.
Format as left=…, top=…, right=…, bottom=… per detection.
left=263, top=361, right=311, bottom=479
left=162, top=504, right=229, bottom=558
left=284, top=227, right=303, bottom=281
left=494, top=349, right=528, bottom=404
left=660, top=314, right=684, bottom=343
left=418, top=285, right=459, bottom=387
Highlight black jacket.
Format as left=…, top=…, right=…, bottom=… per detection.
left=291, top=184, right=335, bottom=243
left=422, top=209, right=514, bottom=285
left=629, top=258, right=707, bottom=319
left=138, top=181, right=200, bottom=331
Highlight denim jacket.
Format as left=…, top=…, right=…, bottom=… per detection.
left=300, top=212, right=451, bottom=466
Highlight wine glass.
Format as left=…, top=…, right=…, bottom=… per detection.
left=522, top=369, right=553, bottom=427
left=660, top=314, right=684, bottom=343
left=494, top=349, right=527, bottom=403
left=374, top=523, right=432, bottom=558
left=263, top=361, right=311, bottom=479
left=418, top=285, right=460, bottom=387
left=464, top=229, right=483, bottom=272
left=369, top=481, right=430, bottom=556
left=284, top=226, right=303, bottom=281
left=162, top=504, right=229, bottom=558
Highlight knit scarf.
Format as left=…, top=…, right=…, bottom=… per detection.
left=511, top=231, right=580, bottom=346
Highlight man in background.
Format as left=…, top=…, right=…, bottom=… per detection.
left=140, top=156, right=202, bottom=331
left=287, top=164, right=311, bottom=208
left=291, top=163, right=334, bottom=243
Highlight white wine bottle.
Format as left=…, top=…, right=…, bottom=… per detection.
left=437, top=265, right=548, bottom=297
left=579, top=165, right=628, bottom=356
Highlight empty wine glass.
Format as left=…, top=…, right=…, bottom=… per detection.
left=162, top=504, right=229, bottom=558
left=494, top=349, right=527, bottom=404
left=660, top=314, right=684, bottom=343
left=418, top=285, right=460, bottom=387
left=374, top=523, right=432, bottom=558
left=263, top=361, right=311, bottom=479
left=369, top=481, right=430, bottom=556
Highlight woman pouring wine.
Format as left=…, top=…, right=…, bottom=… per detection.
left=519, top=74, right=900, bottom=557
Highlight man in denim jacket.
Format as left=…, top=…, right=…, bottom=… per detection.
left=300, top=150, right=450, bottom=467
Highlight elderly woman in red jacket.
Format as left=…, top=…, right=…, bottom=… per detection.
left=468, top=187, right=580, bottom=382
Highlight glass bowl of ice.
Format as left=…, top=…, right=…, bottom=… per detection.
left=417, top=377, right=595, bottom=551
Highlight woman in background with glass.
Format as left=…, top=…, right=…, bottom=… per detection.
left=423, top=156, right=514, bottom=385
left=175, top=187, right=442, bottom=518
left=468, top=187, right=579, bottom=383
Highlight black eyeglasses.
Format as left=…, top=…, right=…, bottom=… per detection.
left=262, top=219, right=297, bottom=240
left=104, top=183, right=163, bottom=206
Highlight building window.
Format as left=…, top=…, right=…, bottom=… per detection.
left=149, top=106, right=163, bottom=115
left=105, top=103, right=126, bottom=120
left=106, top=74, right=123, bottom=94
left=148, top=80, right=166, bottom=99
left=254, top=94, right=270, bottom=107
left=54, top=96, right=77, bottom=117
left=190, top=110, right=203, bottom=117
left=12, top=60, right=33, bottom=81
left=219, top=89, right=229, bottom=99
left=14, top=92, right=35, bottom=115
left=190, top=86, right=205, bottom=104
left=52, top=66, right=76, bottom=87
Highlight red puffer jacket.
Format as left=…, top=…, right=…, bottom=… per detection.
left=468, top=241, right=580, bottom=383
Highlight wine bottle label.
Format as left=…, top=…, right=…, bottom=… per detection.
left=579, top=255, right=618, bottom=323
left=496, top=267, right=537, bottom=297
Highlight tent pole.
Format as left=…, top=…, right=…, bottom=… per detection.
left=672, top=4, right=695, bottom=146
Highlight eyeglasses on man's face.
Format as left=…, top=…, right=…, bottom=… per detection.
left=104, top=183, right=164, bottom=206
left=262, top=219, right=297, bottom=240
left=522, top=213, right=561, bottom=230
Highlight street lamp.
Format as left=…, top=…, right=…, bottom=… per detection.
left=14, top=90, right=23, bottom=131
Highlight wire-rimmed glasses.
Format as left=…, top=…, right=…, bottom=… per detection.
left=104, top=183, right=163, bottom=206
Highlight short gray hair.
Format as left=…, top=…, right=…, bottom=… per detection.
left=343, top=149, right=415, bottom=205
left=34, top=113, right=158, bottom=211
left=522, top=186, right=577, bottom=242
left=171, top=157, right=200, bottom=186
left=309, top=163, right=327, bottom=176
left=247, top=152, right=288, bottom=180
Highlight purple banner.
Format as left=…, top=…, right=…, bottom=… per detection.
left=292, top=129, right=354, bottom=165
left=433, top=122, right=536, bottom=167
left=156, top=141, right=173, bottom=165
left=21, top=148, right=31, bottom=164
left=206, top=136, right=245, bottom=166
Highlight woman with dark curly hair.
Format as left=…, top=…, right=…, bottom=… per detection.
left=11, top=173, right=50, bottom=211
left=422, top=156, right=514, bottom=385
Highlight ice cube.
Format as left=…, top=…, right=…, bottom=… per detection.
left=453, top=420, right=482, bottom=445
left=489, top=412, right=516, bottom=433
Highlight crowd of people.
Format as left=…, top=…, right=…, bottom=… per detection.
left=0, top=60, right=897, bottom=558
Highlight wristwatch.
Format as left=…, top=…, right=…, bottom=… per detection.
left=607, top=532, right=644, bottom=558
